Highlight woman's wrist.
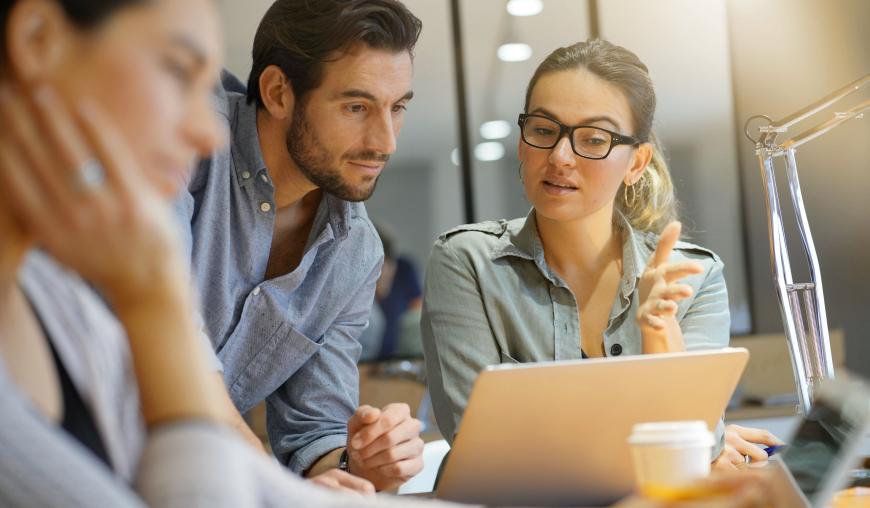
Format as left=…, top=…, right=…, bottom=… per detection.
left=105, top=259, right=192, bottom=315
left=109, top=262, right=224, bottom=427
left=640, top=316, right=684, bottom=354
left=641, top=328, right=669, bottom=354
left=0, top=219, right=30, bottom=299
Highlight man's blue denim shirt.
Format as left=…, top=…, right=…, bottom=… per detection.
left=174, top=80, right=383, bottom=473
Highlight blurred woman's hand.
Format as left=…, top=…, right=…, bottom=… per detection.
left=0, top=84, right=187, bottom=307
left=615, top=470, right=783, bottom=508
left=637, top=221, right=704, bottom=353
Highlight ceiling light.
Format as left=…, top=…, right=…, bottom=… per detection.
left=475, top=142, right=505, bottom=162
left=497, top=43, right=532, bottom=62
left=450, top=148, right=460, bottom=166
left=506, top=0, right=543, bottom=16
left=480, top=120, right=512, bottom=140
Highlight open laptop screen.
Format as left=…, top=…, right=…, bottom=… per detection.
left=780, top=398, right=855, bottom=500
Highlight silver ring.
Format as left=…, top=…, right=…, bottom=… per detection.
left=74, top=159, right=106, bottom=192
left=656, top=300, right=667, bottom=311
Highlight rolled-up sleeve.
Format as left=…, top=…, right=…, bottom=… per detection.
left=266, top=259, right=379, bottom=473
left=421, top=238, right=500, bottom=443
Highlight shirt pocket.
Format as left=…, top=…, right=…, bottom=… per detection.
left=228, top=323, right=323, bottom=412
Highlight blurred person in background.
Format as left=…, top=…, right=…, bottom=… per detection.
left=358, top=222, right=424, bottom=362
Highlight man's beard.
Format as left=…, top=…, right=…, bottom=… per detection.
left=285, top=104, right=388, bottom=202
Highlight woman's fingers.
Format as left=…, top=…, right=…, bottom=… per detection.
left=2, top=87, right=76, bottom=212
left=712, top=445, right=745, bottom=469
left=638, top=311, right=667, bottom=330
left=30, top=87, right=96, bottom=199
left=0, top=84, right=105, bottom=236
left=76, top=96, right=145, bottom=199
left=649, top=221, right=681, bottom=268
left=728, top=435, right=768, bottom=463
left=727, top=424, right=785, bottom=446
left=638, top=281, right=694, bottom=324
left=0, top=135, right=48, bottom=233
left=0, top=88, right=53, bottom=216
left=661, top=261, right=704, bottom=283
left=656, top=283, right=694, bottom=301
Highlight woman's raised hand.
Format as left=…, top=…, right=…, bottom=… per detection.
left=636, top=221, right=703, bottom=353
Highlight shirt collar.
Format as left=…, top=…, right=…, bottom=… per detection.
left=228, top=93, right=354, bottom=241
left=229, top=93, right=268, bottom=185
left=491, top=209, right=559, bottom=284
left=618, top=212, right=652, bottom=300
left=492, top=208, right=537, bottom=261
left=492, top=208, right=653, bottom=296
left=322, top=193, right=353, bottom=241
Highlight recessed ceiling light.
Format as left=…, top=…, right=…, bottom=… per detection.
left=475, top=142, right=505, bottom=162
left=497, top=43, right=532, bottom=62
left=451, top=148, right=460, bottom=166
left=506, top=0, right=543, bottom=17
left=480, top=120, right=512, bottom=140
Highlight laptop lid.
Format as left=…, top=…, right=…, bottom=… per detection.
left=436, top=348, right=748, bottom=506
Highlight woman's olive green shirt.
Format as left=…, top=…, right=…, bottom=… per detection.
left=421, top=211, right=730, bottom=444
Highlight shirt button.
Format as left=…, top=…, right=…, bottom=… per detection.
left=241, top=171, right=251, bottom=179
left=252, top=286, right=261, bottom=296
left=610, top=343, right=623, bottom=356
left=260, top=202, right=272, bottom=213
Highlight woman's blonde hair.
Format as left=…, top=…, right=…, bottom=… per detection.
left=524, top=39, right=678, bottom=234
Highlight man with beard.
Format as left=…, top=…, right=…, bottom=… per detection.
left=174, top=0, right=424, bottom=494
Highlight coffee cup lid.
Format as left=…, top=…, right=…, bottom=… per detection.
left=627, top=420, right=715, bottom=447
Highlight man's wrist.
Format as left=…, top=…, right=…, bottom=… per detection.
left=338, top=448, right=350, bottom=473
left=304, top=447, right=346, bottom=478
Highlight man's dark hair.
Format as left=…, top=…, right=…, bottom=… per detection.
left=246, top=0, right=422, bottom=108
left=1, top=0, right=146, bottom=70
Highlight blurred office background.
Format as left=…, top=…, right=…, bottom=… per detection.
left=217, top=0, right=869, bottom=383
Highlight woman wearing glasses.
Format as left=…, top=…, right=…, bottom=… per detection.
left=421, top=39, right=781, bottom=469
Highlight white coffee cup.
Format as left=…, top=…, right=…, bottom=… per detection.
left=627, top=420, right=716, bottom=500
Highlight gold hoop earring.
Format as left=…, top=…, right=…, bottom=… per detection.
left=624, top=182, right=637, bottom=208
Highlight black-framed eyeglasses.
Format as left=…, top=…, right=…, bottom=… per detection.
left=517, top=113, right=640, bottom=160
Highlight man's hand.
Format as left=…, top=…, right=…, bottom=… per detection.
left=346, top=403, right=424, bottom=491
left=307, top=469, right=375, bottom=496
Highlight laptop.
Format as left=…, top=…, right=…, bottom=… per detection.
left=435, top=348, right=749, bottom=506
left=766, top=377, right=870, bottom=507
